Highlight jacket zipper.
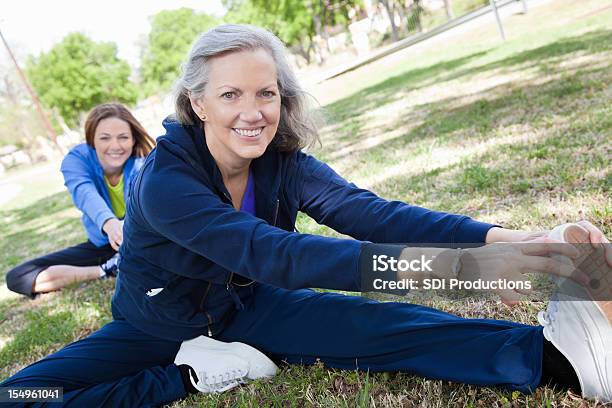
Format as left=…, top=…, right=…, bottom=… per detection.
left=199, top=281, right=212, bottom=310
left=205, top=311, right=214, bottom=337
left=199, top=282, right=214, bottom=337
left=272, top=199, right=279, bottom=226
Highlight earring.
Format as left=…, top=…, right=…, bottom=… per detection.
left=200, top=113, right=208, bottom=121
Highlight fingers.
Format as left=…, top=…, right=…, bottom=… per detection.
left=577, top=220, right=612, bottom=267
left=520, top=240, right=579, bottom=259
left=577, top=220, right=608, bottom=243
left=109, top=227, right=123, bottom=250
left=115, top=235, right=123, bottom=247
left=520, top=255, right=590, bottom=285
left=499, top=289, right=522, bottom=306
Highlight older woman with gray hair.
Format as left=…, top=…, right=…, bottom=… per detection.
left=2, top=24, right=610, bottom=407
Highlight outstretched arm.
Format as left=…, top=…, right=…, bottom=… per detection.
left=295, top=151, right=497, bottom=245
left=61, top=147, right=116, bottom=235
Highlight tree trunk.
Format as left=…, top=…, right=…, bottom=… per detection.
left=395, top=1, right=409, bottom=34
left=3, top=75, right=35, bottom=147
left=443, top=0, right=454, bottom=20
left=380, top=0, right=399, bottom=42
left=308, top=0, right=327, bottom=63
left=320, top=0, right=331, bottom=52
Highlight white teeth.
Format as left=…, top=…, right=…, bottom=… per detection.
left=234, top=128, right=263, bottom=137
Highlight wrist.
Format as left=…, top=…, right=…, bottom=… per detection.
left=458, top=248, right=481, bottom=281
left=102, top=217, right=117, bottom=232
left=485, top=227, right=527, bottom=243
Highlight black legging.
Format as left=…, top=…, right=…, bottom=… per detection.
left=5, top=241, right=115, bottom=297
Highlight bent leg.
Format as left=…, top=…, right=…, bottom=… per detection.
left=5, top=241, right=115, bottom=297
left=218, top=284, right=544, bottom=393
left=0, top=319, right=185, bottom=407
left=33, top=265, right=101, bottom=293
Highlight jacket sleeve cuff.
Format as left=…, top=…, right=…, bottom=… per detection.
left=359, top=242, right=408, bottom=295
left=455, top=217, right=501, bottom=244
left=96, top=211, right=116, bottom=234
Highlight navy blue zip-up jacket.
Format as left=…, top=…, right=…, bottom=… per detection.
left=113, top=117, right=496, bottom=341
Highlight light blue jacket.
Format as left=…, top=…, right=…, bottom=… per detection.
left=60, top=143, right=144, bottom=247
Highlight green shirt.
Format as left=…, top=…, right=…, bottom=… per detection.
left=104, top=174, right=125, bottom=219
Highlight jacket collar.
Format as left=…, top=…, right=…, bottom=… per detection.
left=166, top=117, right=282, bottom=224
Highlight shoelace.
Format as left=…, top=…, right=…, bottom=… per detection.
left=201, top=368, right=245, bottom=388
left=538, top=294, right=559, bottom=333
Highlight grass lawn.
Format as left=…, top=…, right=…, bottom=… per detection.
left=1, top=0, right=611, bottom=406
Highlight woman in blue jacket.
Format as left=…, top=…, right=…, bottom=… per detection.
left=1, top=25, right=611, bottom=407
left=6, top=103, right=155, bottom=297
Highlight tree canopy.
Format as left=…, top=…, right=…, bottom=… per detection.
left=140, top=8, right=218, bottom=95
left=223, top=0, right=358, bottom=64
left=26, top=33, right=136, bottom=127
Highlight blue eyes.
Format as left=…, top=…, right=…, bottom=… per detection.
left=221, top=92, right=235, bottom=99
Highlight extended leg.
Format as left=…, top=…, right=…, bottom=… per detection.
left=0, top=318, right=185, bottom=407
left=218, top=284, right=544, bottom=393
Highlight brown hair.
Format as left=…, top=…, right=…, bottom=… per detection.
left=84, top=103, right=155, bottom=157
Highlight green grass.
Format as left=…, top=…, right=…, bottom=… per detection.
left=1, top=0, right=611, bottom=406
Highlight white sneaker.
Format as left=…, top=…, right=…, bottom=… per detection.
left=174, top=335, right=278, bottom=393
left=177, top=335, right=278, bottom=380
left=174, top=339, right=249, bottom=393
left=538, top=223, right=612, bottom=402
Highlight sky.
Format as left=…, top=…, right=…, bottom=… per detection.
left=1, top=0, right=226, bottom=67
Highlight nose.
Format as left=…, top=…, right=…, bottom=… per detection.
left=239, top=97, right=263, bottom=123
left=109, top=137, right=121, bottom=150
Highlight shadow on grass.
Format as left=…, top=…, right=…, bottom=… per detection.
left=0, top=191, right=74, bottom=228
left=325, top=50, right=491, bottom=122
left=328, top=61, right=609, bottom=168
left=442, top=29, right=612, bottom=83
left=319, top=29, right=612, bottom=162
left=316, top=50, right=492, bottom=160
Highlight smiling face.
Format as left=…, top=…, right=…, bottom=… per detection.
left=93, top=117, right=135, bottom=175
left=191, top=48, right=281, bottom=169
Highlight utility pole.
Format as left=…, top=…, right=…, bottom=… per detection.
left=0, top=25, right=63, bottom=153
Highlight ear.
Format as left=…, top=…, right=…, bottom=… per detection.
left=188, top=92, right=207, bottom=118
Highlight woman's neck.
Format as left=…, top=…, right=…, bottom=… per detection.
left=104, top=168, right=123, bottom=186
left=205, top=130, right=251, bottom=184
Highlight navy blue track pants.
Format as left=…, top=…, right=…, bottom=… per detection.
left=1, top=283, right=544, bottom=407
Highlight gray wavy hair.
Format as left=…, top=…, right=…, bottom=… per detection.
left=174, top=24, right=320, bottom=152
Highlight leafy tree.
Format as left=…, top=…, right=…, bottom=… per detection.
left=140, top=8, right=218, bottom=95
left=223, top=0, right=360, bottom=65
left=26, top=33, right=136, bottom=127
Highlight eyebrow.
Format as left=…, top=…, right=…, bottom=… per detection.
left=99, top=133, right=129, bottom=136
left=216, top=84, right=278, bottom=91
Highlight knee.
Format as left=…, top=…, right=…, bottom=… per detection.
left=5, top=263, right=41, bottom=297
left=5, top=266, right=21, bottom=292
